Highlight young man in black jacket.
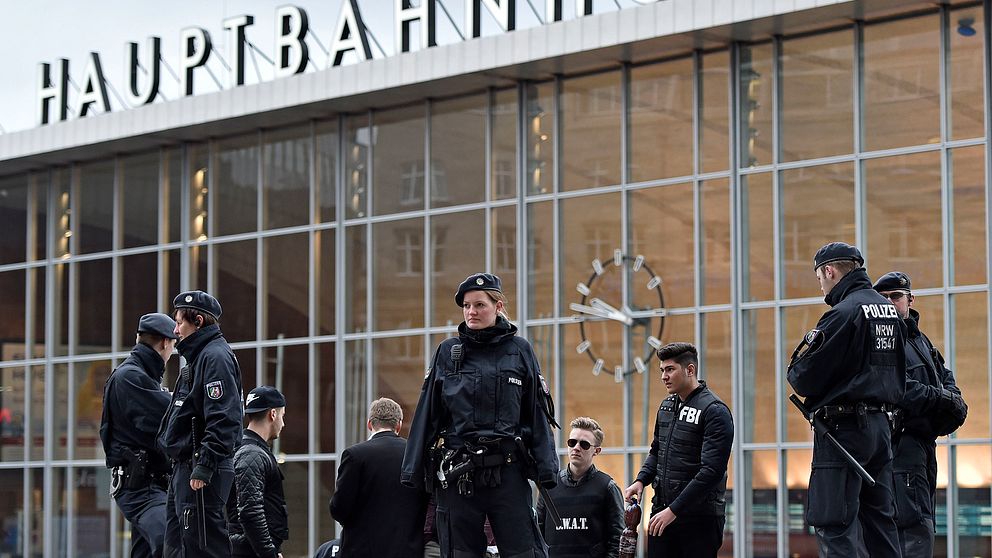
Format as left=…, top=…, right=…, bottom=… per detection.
left=230, top=386, right=289, bottom=558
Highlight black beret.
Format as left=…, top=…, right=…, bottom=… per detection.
left=873, top=271, right=911, bottom=293
left=454, top=273, right=503, bottom=307
left=813, top=242, right=864, bottom=270
left=173, top=290, right=223, bottom=319
left=244, top=385, right=286, bottom=414
left=137, top=313, right=178, bottom=339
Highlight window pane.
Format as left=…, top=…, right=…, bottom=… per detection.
left=864, top=14, right=940, bottom=151
left=214, top=135, right=259, bottom=236
left=492, top=88, right=518, bottom=200
left=77, top=259, right=112, bottom=354
left=373, top=105, right=425, bottom=215
left=189, top=145, right=209, bottom=242
left=786, top=448, right=817, bottom=555
left=265, top=233, right=309, bottom=340
left=952, top=292, right=988, bottom=439
left=702, top=178, right=731, bottom=305
left=561, top=193, right=621, bottom=314
left=561, top=71, right=621, bottom=190
left=526, top=82, right=555, bottom=195
left=120, top=252, right=158, bottom=349
left=781, top=29, right=854, bottom=162
left=527, top=201, right=554, bottom=319
left=263, top=125, right=311, bottom=230
left=0, top=174, right=27, bottom=264
left=261, top=343, right=308, bottom=454
left=317, top=229, right=336, bottom=336
left=344, top=340, right=367, bottom=448
left=783, top=306, right=819, bottom=443
left=701, top=50, right=730, bottom=174
left=166, top=249, right=181, bottom=313
left=740, top=43, right=773, bottom=167
left=0, top=367, right=25, bottom=461
left=744, top=450, right=779, bottom=557
left=317, top=343, right=337, bottom=454
left=782, top=163, right=855, bottom=299
left=345, top=226, right=367, bottom=332
left=956, top=445, right=992, bottom=556
left=951, top=146, right=986, bottom=285
left=317, top=461, right=337, bottom=542
left=235, top=348, right=257, bottom=396
left=0, top=270, right=25, bottom=362
left=30, top=267, right=45, bottom=354
left=317, top=120, right=339, bottom=223
left=55, top=263, right=69, bottom=356
left=215, top=240, right=258, bottom=343
left=742, top=309, right=776, bottom=444
left=165, top=147, right=182, bottom=243
left=629, top=57, right=693, bottom=182
left=431, top=210, right=485, bottom=327
left=865, top=152, right=942, bottom=288
left=949, top=7, right=985, bottom=140
left=373, top=218, right=424, bottom=330
left=562, top=323, right=624, bottom=440
left=77, top=161, right=114, bottom=254
left=120, top=151, right=160, bottom=248
left=74, top=360, right=111, bottom=460
left=492, top=205, right=517, bottom=308
left=279, top=461, right=310, bottom=556
left=344, top=114, right=369, bottom=219
left=374, top=335, right=424, bottom=439
left=54, top=364, right=69, bottom=460
left=703, top=311, right=732, bottom=414
left=0, top=469, right=24, bottom=555
left=431, top=94, right=486, bottom=207
left=630, top=183, right=695, bottom=309
left=29, top=367, right=44, bottom=460
left=74, top=466, right=111, bottom=556
left=31, top=172, right=48, bottom=261
left=743, top=173, right=774, bottom=301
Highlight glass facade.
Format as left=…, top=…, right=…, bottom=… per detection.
left=0, top=5, right=990, bottom=558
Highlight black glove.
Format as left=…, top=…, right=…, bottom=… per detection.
left=938, top=388, right=968, bottom=425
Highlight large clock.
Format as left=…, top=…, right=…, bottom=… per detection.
left=569, top=249, right=666, bottom=382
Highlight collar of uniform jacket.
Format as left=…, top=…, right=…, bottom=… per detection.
left=176, top=323, right=223, bottom=361
left=131, top=341, right=167, bottom=382
left=905, top=308, right=922, bottom=339
left=457, top=315, right=517, bottom=345
left=824, top=267, right=873, bottom=307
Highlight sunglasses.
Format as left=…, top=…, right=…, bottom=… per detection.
left=566, top=438, right=594, bottom=450
left=880, top=291, right=908, bottom=301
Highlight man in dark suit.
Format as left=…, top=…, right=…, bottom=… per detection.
left=330, top=397, right=427, bottom=557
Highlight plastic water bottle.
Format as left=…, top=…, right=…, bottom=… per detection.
left=618, top=496, right=641, bottom=558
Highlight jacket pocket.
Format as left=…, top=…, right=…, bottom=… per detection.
left=495, top=369, right=524, bottom=431
left=806, top=462, right=858, bottom=527
left=893, top=469, right=925, bottom=527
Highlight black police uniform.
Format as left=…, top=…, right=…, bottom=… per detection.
left=635, top=381, right=733, bottom=558
left=401, top=273, right=559, bottom=558
left=158, top=292, right=244, bottom=558
left=100, top=317, right=175, bottom=558
left=536, top=464, right=625, bottom=558
left=873, top=272, right=967, bottom=557
left=788, top=247, right=906, bottom=557
left=229, top=429, right=289, bottom=557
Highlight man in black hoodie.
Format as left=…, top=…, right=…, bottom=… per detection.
left=787, top=242, right=905, bottom=557
left=230, top=385, right=289, bottom=558
left=873, top=271, right=967, bottom=557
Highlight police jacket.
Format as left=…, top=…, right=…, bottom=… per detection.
left=401, top=316, right=559, bottom=489
left=787, top=268, right=906, bottom=411
left=229, top=429, right=288, bottom=558
left=537, top=464, right=624, bottom=558
left=635, top=382, right=733, bottom=517
left=100, top=343, right=172, bottom=469
left=157, top=324, right=243, bottom=482
left=899, top=309, right=966, bottom=439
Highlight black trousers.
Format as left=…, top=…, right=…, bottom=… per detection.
left=646, top=515, right=725, bottom=558
left=807, top=412, right=900, bottom=557
left=116, top=485, right=168, bottom=558
left=164, top=459, right=235, bottom=558
left=435, top=463, right=548, bottom=558
left=893, top=434, right=937, bottom=558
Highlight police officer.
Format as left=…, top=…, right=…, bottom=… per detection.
left=157, top=290, right=244, bottom=557
left=623, top=342, right=733, bottom=558
left=537, top=417, right=624, bottom=558
left=787, top=242, right=905, bottom=557
left=230, top=386, right=289, bottom=558
left=401, top=272, right=559, bottom=558
left=100, top=313, right=178, bottom=558
left=873, top=271, right=967, bottom=556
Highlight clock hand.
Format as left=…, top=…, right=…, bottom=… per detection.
left=589, top=298, right=633, bottom=326
left=569, top=303, right=612, bottom=320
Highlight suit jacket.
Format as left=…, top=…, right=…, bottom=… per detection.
left=330, top=430, right=427, bottom=558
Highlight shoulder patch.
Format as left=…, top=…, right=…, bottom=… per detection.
left=206, top=380, right=224, bottom=400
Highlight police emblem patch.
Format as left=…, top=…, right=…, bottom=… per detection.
left=476, top=277, right=485, bottom=285
left=206, top=381, right=223, bottom=399
left=185, top=295, right=193, bottom=303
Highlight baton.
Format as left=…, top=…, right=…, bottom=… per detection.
left=789, top=394, right=876, bottom=487
left=513, top=437, right=565, bottom=528
left=191, top=417, right=208, bottom=549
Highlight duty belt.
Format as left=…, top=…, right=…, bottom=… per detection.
left=815, top=402, right=890, bottom=419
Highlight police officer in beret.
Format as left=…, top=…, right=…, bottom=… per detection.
left=157, top=290, right=244, bottom=557
left=229, top=386, right=290, bottom=558
left=787, top=242, right=905, bottom=557
left=100, top=313, right=178, bottom=558
left=873, top=271, right=967, bottom=556
left=402, top=272, right=560, bottom=558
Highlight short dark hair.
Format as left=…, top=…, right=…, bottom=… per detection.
left=246, top=409, right=270, bottom=423
left=656, top=342, right=698, bottom=370
left=176, top=308, right=218, bottom=328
